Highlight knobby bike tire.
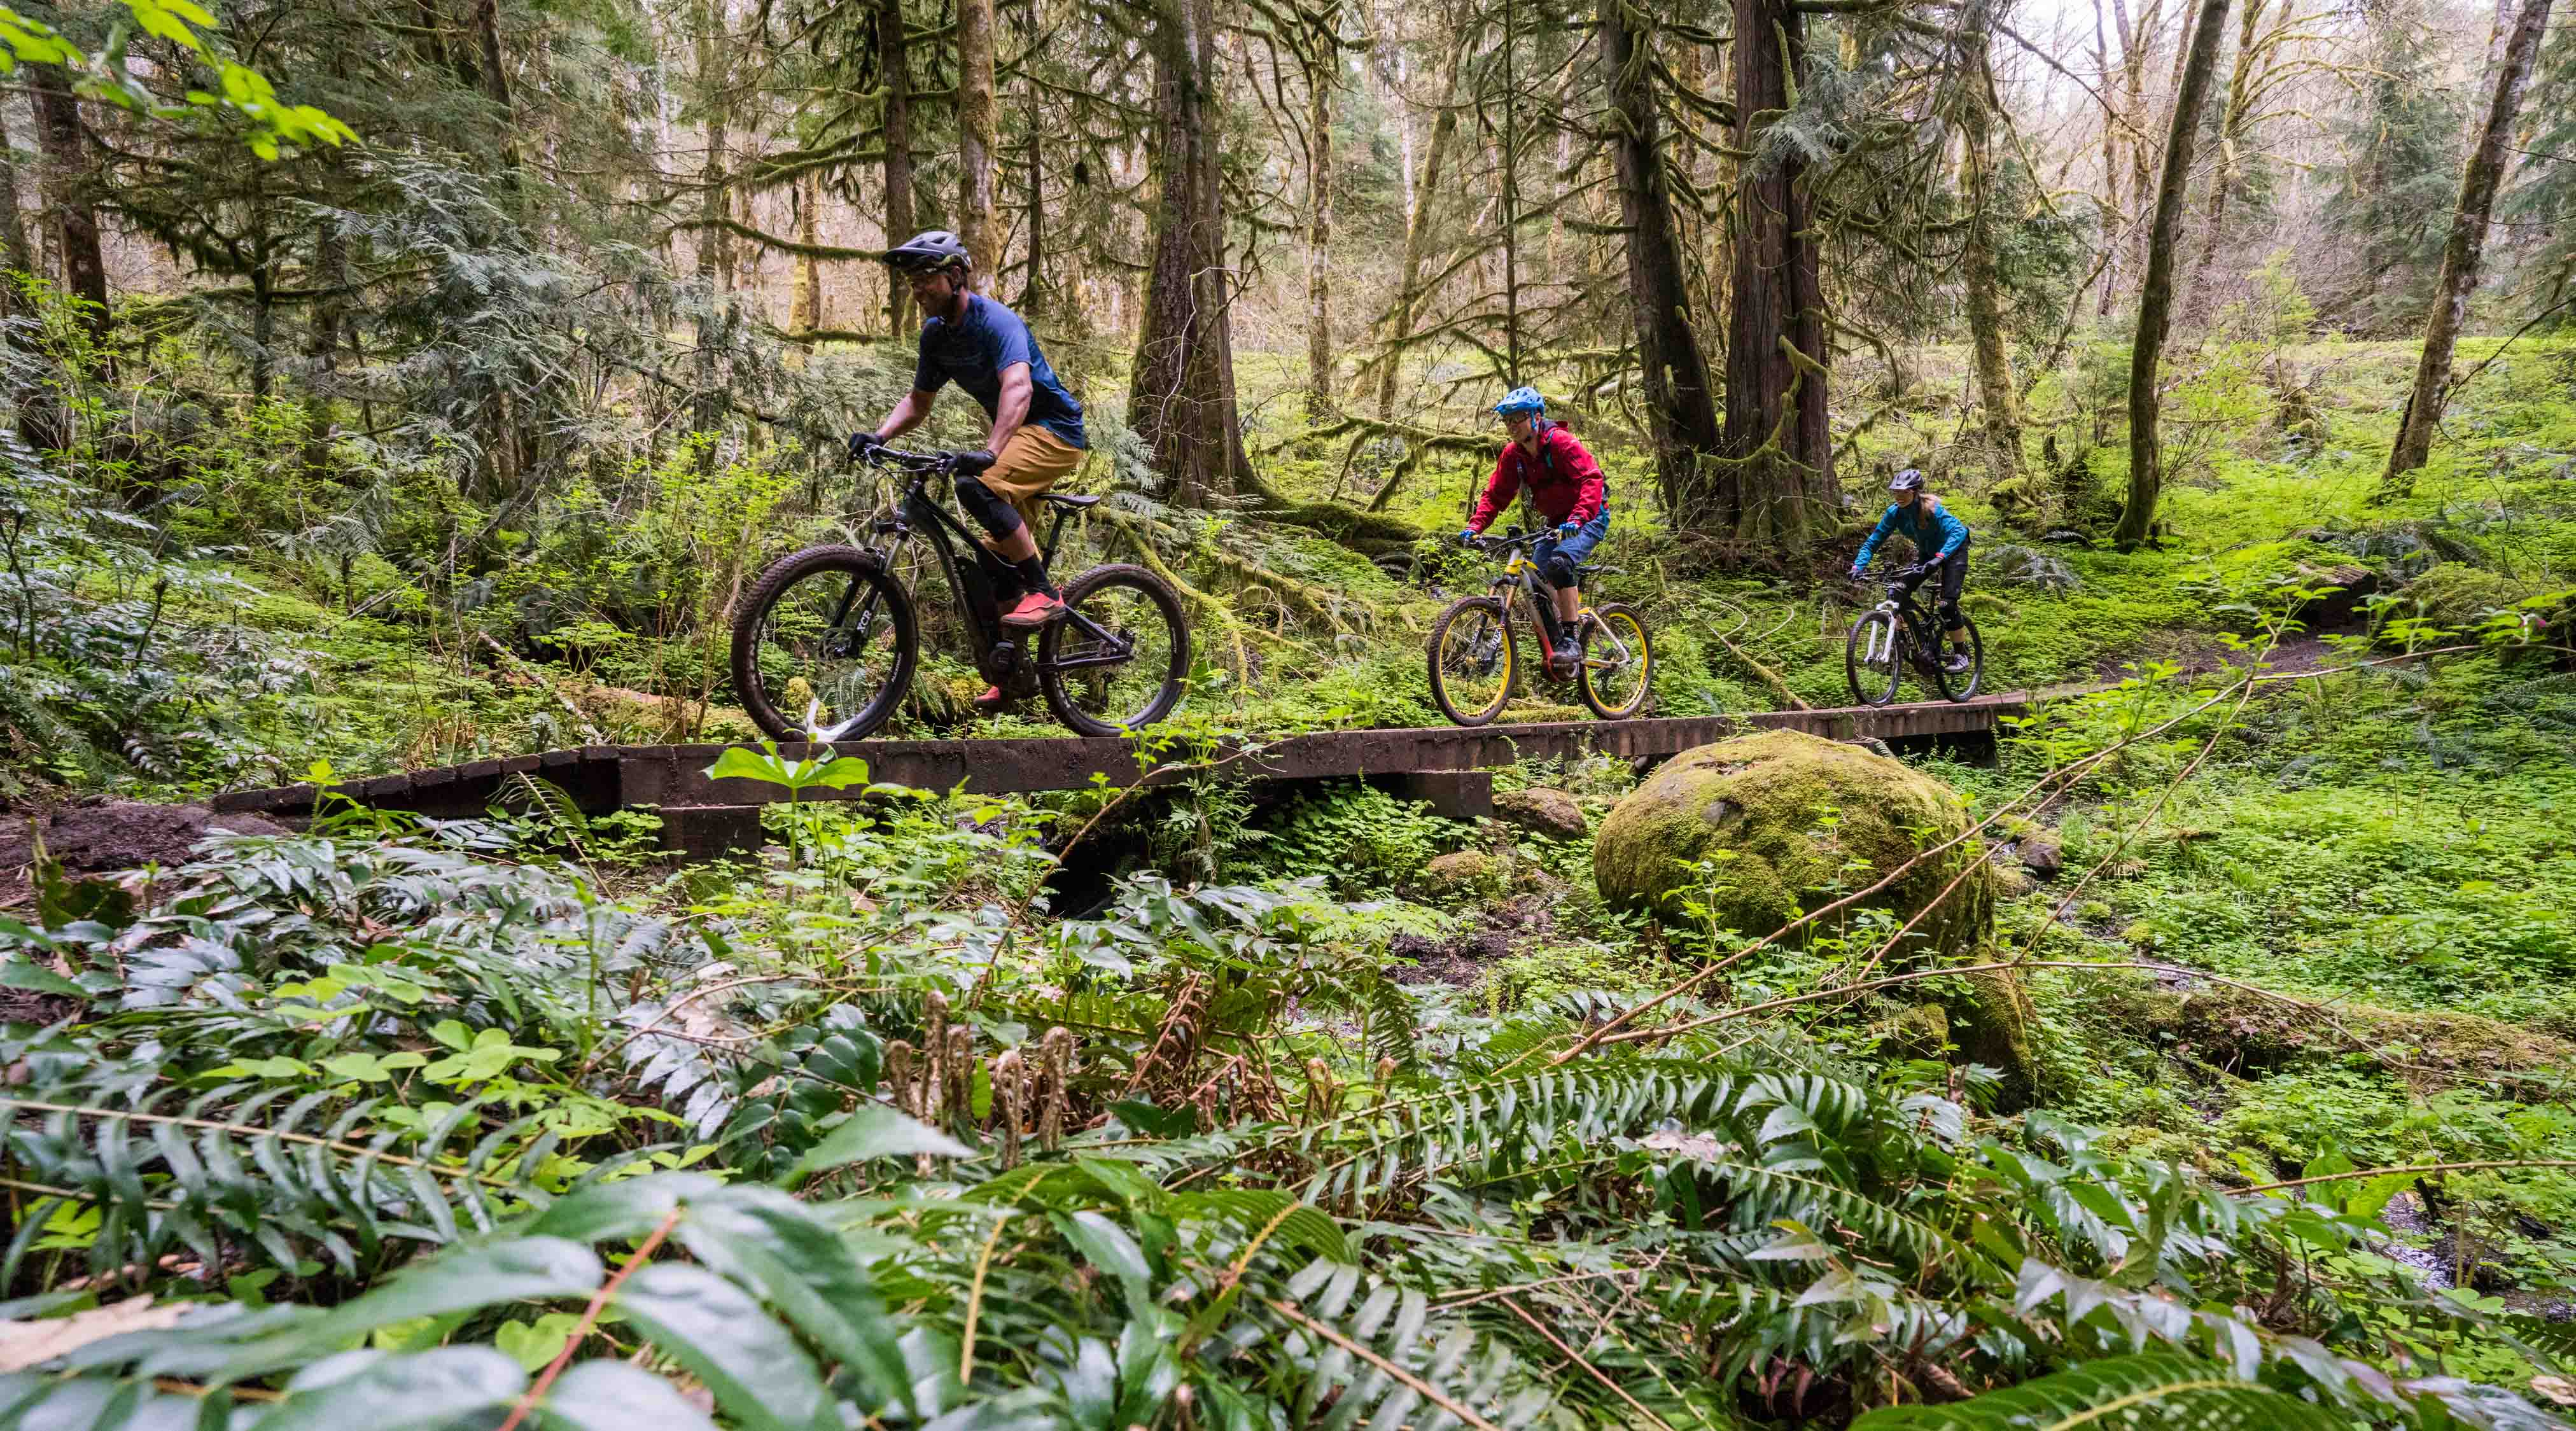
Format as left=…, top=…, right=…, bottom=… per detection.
left=1934, top=613, right=1985, bottom=702
left=1578, top=603, right=1654, bottom=721
left=1427, top=595, right=1516, bottom=727
left=1037, top=563, right=1191, bottom=737
left=1845, top=610, right=1902, bottom=708
left=731, top=545, right=918, bottom=742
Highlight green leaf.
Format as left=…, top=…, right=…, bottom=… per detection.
left=668, top=1185, right=914, bottom=1413
left=535, top=1360, right=720, bottom=1430
left=0, top=958, right=83, bottom=997
left=528, top=1173, right=723, bottom=1244
left=704, top=747, right=791, bottom=787
left=1851, top=1353, right=2349, bottom=1430
left=258, top=1347, right=527, bottom=1430
left=801, top=756, right=873, bottom=790
left=494, top=1313, right=584, bottom=1373
left=784, top=1106, right=970, bottom=1185
left=241, top=1238, right=603, bottom=1367
left=1053, top=1211, right=1151, bottom=1309
left=612, top=1262, right=835, bottom=1431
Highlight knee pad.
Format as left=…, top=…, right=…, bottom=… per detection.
left=953, top=471, right=1024, bottom=539
left=1543, top=552, right=1579, bottom=589
left=1938, top=596, right=1964, bottom=627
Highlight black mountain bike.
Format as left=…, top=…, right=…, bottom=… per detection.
left=1427, top=527, right=1653, bottom=725
left=729, top=445, right=1189, bottom=740
left=1844, top=563, right=1984, bottom=706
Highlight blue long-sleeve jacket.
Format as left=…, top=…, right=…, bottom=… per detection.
left=1854, top=498, right=1970, bottom=569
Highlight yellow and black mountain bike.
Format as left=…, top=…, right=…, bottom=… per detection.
left=1427, top=527, right=1653, bottom=726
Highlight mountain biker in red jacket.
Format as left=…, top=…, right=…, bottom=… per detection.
left=1459, top=387, right=1609, bottom=676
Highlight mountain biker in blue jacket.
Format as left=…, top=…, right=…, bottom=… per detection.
left=1850, top=468, right=1974, bottom=674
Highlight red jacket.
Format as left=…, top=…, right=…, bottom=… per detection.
left=1469, top=421, right=1607, bottom=532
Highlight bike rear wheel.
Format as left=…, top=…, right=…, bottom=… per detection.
left=732, top=545, right=917, bottom=741
left=1578, top=603, right=1653, bottom=720
left=1934, top=613, right=1985, bottom=702
left=1845, top=610, right=1902, bottom=708
left=1038, top=563, right=1190, bottom=736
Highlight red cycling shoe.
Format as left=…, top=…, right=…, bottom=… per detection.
left=999, top=590, right=1067, bottom=630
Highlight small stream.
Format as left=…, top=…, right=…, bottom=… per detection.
left=2376, top=1191, right=2454, bottom=1290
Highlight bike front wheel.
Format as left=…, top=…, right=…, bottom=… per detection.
left=1038, top=563, right=1190, bottom=737
left=732, top=545, right=918, bottom=741
left=1934, top=613, right=1985, bottom=702
left=1845, top=610, right=1902, bottom=708
left=1428, top=595, right=1516, bottom=726
left=1578, top=603, right=1653, bottom=720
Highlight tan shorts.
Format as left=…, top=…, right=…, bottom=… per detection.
left=976, top=427, right=1084, bottom=535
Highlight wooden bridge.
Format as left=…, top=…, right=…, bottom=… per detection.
left=214, top=694, right=2034, bottom=857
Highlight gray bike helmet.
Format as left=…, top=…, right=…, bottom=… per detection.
left=885, top=229, right=972, bottom=273
left=1889, top=468, right=1925, bottom=492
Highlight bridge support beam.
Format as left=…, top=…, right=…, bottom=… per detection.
left=1364, top=769, right=1494, bottom=821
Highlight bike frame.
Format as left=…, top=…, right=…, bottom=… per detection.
left=860, top=456, right=1135, bottom=685
left=1478, top=533, right=1637, bottom=670
left=1857, top=575, right=1942, bottom=671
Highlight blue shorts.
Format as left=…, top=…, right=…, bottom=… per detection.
left=1532, top=509, right=1610, bottom=589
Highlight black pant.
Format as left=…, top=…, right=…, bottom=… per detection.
left=1900, top=547, right=1968, bottom=632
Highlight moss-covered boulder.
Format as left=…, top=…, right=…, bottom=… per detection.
left=1597, top=731, right=2034, bottom=1103
left=2388, top=564, right=2537, bottom=635
left=2175, top=984, right=2574, bottom=1076
left=1418, top=850, right=1502, bottom=900
left=1593, top=729, right=1992, bottom=955
left=1492, top=787, right=1588, bottom=841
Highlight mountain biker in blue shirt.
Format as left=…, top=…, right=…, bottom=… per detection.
left=854, top=228, right=1088, bottom=711
left=1850, top=468, right=1975, bottom=674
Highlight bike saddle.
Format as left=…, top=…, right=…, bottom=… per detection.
left=1039, top=492, right=1102, bottom=509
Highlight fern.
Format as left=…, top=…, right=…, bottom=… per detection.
left=0, top=1089, right=614, bottom=1287
left=1851, top=1353, right=2349, bottom=1430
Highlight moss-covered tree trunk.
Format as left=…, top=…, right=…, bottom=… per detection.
left=1601, top=0, right=1722, bottom=524
left=2185, top=0, right=2272, bottom=325
left=1958, top=0, right=2024, bottom=489
left=792, top=171, right=823, bottom=334
left=0, top=112, right=31, bottom=313
left=1130, top=0, right=1251, bottom=505
left=1719, top=0, right=1840, bottom=550
left=2115, top=0, right=2232, bottom=550
left=956, top=0, right=1000, bottom=277
left=879, top=0, right=916, bottom=336
left=2379, top=0, right=2551, bottom=496
left=1371, top=37, right=1464, bottom=424
left=1303, top=10, right=1338, bottom=421
left=29, top=64, right=107, bottom=344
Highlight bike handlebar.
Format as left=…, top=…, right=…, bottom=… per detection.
left=852, top=442, right=960, bottom=474
left=1464, top=530, right=1544, bottom=555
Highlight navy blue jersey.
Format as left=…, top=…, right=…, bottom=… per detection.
left=912, top=295, right=1087, bottom=449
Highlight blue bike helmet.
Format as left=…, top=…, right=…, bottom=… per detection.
left=1493, top=386, right=1546, bottom=419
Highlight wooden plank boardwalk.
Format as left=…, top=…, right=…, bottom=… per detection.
left=215, top=692, right=2035, bottom=855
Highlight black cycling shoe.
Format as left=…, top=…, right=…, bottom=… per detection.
left=1552, top=638, right=1581, bottom=674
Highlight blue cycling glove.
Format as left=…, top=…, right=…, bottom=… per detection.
left=1458, top=527, right=1479, bottom=548
left=1556, top=522, right=1579, bottom=542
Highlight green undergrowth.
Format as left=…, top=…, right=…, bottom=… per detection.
left=4, top=740, right=2570, bottom=1425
